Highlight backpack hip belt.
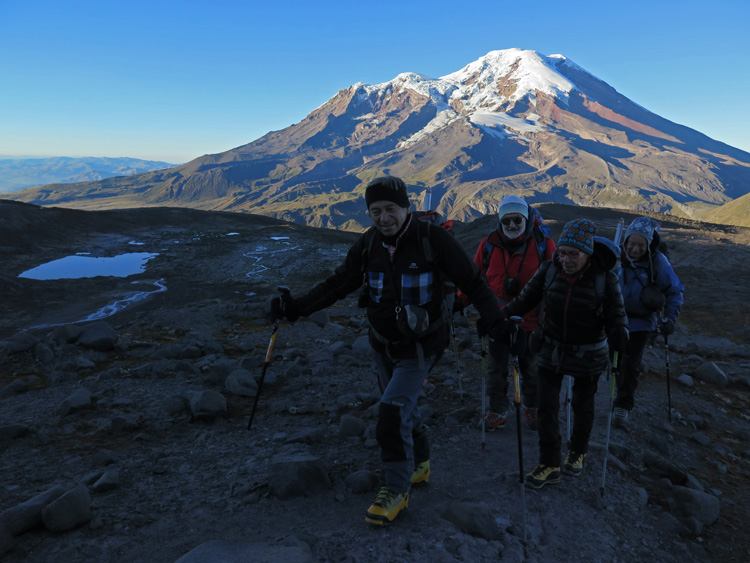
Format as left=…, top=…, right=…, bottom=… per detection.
left=542, top=335, right=608, bottom=352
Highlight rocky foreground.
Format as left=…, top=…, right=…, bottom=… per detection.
left=1, top=200, right=750, bottom=562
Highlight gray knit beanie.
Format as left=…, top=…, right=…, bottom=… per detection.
left=624, top=216, right=658, bottom=245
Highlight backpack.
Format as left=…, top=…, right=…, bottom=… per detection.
left=411, top=209, right=455, bottom=232
left=482, top=206, right=550, bottom=274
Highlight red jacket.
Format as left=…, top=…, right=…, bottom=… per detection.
left=461, top=229, right=556, bottom=332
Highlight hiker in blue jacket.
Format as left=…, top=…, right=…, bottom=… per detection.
left=270, top=176, right=505, bottom=525
left=613, top=216, right=684, bottom=427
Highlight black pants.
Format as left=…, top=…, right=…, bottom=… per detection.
left=537, top=365, right=600, bottom=467
left=614, top=330, right=650, bottom=411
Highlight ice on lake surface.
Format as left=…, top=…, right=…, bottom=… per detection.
left=18, top=252, right=159, bottom=280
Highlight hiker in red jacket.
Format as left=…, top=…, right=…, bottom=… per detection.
left=458, top=195, right=556, bottom=431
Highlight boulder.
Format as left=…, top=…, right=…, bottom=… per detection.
left=41, top=484, right=92, bottom=532
left=0, top=485, right=67, bottom=535
left=77, top=322, right=118, bottom=350
left=268, top=450, right=331, bottom=499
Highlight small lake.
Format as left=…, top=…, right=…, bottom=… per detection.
left=18, top=252, right=159, bottom=280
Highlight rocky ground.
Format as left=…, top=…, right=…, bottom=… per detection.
left=1, top=200, right=750, bottom=562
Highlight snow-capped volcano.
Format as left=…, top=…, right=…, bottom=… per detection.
left=354, top=49, right=580, bottom=147
left=11, top=49, right=750, bottom=230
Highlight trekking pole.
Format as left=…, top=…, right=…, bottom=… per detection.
left=565, top=375, right=572, bottom=448
left=600, top=352, right=618, bottom=501
left=614, top=217, right=625, bottom=247
left=229, top=286, right=288, bottom=497
left=481, top=335, right=487, bottom=449
left=451, top=318, right=464, bottom=402
left=662, top=321, right=672, bottom=422
left=509, top=316, right=527, bottom=546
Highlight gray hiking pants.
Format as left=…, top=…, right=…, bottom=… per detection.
left=373, top=350, right=432, bottom=494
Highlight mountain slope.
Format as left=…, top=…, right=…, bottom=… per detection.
left=9, top=48, right=750, bottom=230
left=700, top=191, right=750, bottom=227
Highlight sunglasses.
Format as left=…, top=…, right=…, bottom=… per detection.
left=500, top=216, right=524, bottom=226
left=557, top=250, right=583, bottom=260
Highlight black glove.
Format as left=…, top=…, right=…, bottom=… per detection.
left=510, top=327, right=528, bottom=357
left=270, top=292, right=300, bottom=322
left=452, top=298, right=465, bottom=316
left=609, top=326, right=629, bottom=354
left=477, top=317, right=513, bottom=344
left=476, top=317, right=491, bottom=339
left=660, top=318, right=676, bottom=336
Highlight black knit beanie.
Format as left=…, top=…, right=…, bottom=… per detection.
left=365, top=176, right=410, bottom=209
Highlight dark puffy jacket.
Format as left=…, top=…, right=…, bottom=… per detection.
left=295, top=214, right=504, bottom=360
left=618, top=232, right=684, bottom=332
left=505, top=239, right=627, bottom=377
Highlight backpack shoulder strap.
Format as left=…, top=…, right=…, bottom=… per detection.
left=360, top=228, right=378, bottom=273
left=532, top=227, right=547, bottom=262
left=482, top=239, right=494, bottom=274
left=593, top=271, right=607, bottom=317
left=420, top=220, right=436, bottom=265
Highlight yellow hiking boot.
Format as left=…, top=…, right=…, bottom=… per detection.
left=562, top=451, right=586, bottom=476
left=365, top=486, right=409, bottom=525
left=524, top=464, right=561, bottom=489
left=410, top=460, right=430, bottom=486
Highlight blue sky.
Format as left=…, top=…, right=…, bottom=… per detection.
left=1, top=0, right=748, bottom=164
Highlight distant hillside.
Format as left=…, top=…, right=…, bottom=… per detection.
left=0, top=156, right=179, bottom=193
left=701, top=192, right=750, bottom=227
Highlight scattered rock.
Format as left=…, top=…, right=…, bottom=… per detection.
left=667, top=486, right=720, bottom=526
left=693, top=362, right=728, bottom=387
left=224, top=369, right=258, bottom=397
left=339, top=414, right=365, bottom=436
left=188, top=390, right=227, bottom=419
left=441, top=502, right=500, bottom=541
left=91, top=470, right=120, bottom=493
left=41, top=484, right=92, bottom=532
left=56, top=387, right=93, bottom=416
left=0, top=485, right=67, bottom=536
left=267, top=449, right=331, bottom=500
left=175, top=539, right=315, bottom=563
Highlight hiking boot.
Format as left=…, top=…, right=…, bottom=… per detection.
left=365, top=487, right=409, bottom=525
left=524, top=407, right=538, bottom=431
left=562, top=451, right=586, bottom=476
left=613, top=407, right=629, bottom=428
left=410, top=460, right=430, bottom=486
left=524, top=464, right=561, bottom=489
left=484, top=411, right=507, bottom=431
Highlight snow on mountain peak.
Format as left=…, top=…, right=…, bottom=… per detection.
left=356, top=49, right=583, bottom=149
left=362, top=48, right=579, bottom=115
left=441, top=49, right=576, bottom=108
